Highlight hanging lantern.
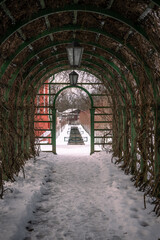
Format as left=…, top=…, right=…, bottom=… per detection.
left=69, top=71, right=79, bottom=86
left=66, top=41, right=84, bottom=67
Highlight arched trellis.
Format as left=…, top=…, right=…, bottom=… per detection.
left=22, top=57, right=132, bottom=103
left=1, top=3, right=158, bottom=98
left=3, top=26, right=157, bottom=98
left=0, top=5, right=158, bottom=50
left=19, top=43, right=136, bottom=105
left=29, top=63, right=126, bottom=158
left=1, top=0, right=160, bottom=216
left=24, top=57, right=135, bottom=165
left=19, top=59, right=122, bottom=108
left=51, top=85, right=94, bottom=155
left=21, top=51, right=138, bottom=99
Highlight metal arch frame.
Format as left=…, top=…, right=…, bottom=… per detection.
left=31, top=62, right=130, bottom=156
left=21, top=46, right=137, bottom=81
left=24, top=60, right=126, bottom=106
left=0, top=5, right=158, bottom=101
left=6, top=42, right=138, bottom=101
left=28, top=63, right=120, bottom=116
left=2, top=26, right=157, bottom=100
left=28, top=65, right=115, bottom=108
left=1, top=16, right=144, bottom=159
left=21, top=53, right=134, bottom=106
left=1, top=33, right=149, bottom=83
left=20, top=47, right=139, bottom=90
left=0, top=5, right=157, bottom=52
left=32, top=66, right=127, bottom=157
left=51, top=85, right=94, bottom=155
left=24, top=58, right=127, bottom=118
left=35, top=68, right=114, bottom=103
left=1, top=26, right=152, bottom=79
left=32, top=64, right=114, bottom=93
left=32, top=65, right=124, bottom=153
left=22, top=57, right=123, bottom=96
left=22, top=60, right=115, bottom=97
left=53, top=85, right=94, bottom=108
left=1, top=1, right=160, bottom=180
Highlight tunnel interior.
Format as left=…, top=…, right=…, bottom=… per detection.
left=0, top=0, right=160, bottom=214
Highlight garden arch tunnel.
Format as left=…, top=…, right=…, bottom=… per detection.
left=1, top=0, right=160, bottom=213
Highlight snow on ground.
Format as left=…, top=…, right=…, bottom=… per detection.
left=40, top=124, right=102, bottom=153
left=56, top=124, right=91, bottom=155
left=0, top=128, right=160, bottom=240
left=40, top=124, right=91, bottom=152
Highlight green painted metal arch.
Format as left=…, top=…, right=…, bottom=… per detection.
left=27, top=68, right=114, bottom=114
left=22, top=60, right=116, bottom=100
left=35, top=65, right=126, bottom=109
left=36, top=69, right=109, bottom=94
left=21, top=58, right=127, bottom=104
left=5, top=41, right=139, bottom=100
left=0, top=4, right=157, bottom=52
left=6, top=40, right=156, bottom=108
left=21, top=56, right=118, bottom=93
left=24, top=64, right=117, bottom=106
left=26, top=62, right=126, bottom=106
left=21, top=58, right=127, bottom=117
left=0, top=25, right=153, bottom=81
left=27, top=68, right=123, bottom=132
left=20, top=51, right=135, bottom=105
left=21, top=46, right=139, bottom=88
left=24, top=63, right=113, bottom=98
left=2, top=26, right=157, bottom=99
left=53, top=85, right=94, bottom=108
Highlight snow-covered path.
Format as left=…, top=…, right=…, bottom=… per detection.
left=1, top=149, right=160, bottom=240
left=22, top=151, right=159, bottom=240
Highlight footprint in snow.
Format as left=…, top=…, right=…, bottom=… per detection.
left=45, top=177, right=53, bottom=183
left=139, top=220, right=149, bottom=227
left=130, top=207, right=138, bottom=212
left=130, top=213, right=139, bottom=219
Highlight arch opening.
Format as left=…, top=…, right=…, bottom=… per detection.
left=53, top=86, right=92, bottom=155
left=34, top=70, right=113, bottom=155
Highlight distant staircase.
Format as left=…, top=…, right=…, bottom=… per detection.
left=68, top=127, right=84, bottom=145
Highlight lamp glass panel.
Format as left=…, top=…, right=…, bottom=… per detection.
left=73, top=74, right=78, bottom=85
left=69, top=71, right=78, bottom=85
left=74, top=47, right=83, bottom=67
left=66, top=47, right=74, bottom=66
left=66, top=46, right=83, bottom=67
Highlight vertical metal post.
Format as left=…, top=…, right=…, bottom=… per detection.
left=21, top=111, right=24, bottom=155
left=130, top=109, right=136, bottom=174
left=122, top=108, right=127, bottom=154
left=118, top=109, right=122, bottom=158
left=154, top=105, right=160, bottom=177
left=90, top=108, right=95, bottom=155
left=140, top=114, right=145, bottom=173
left=14, top=111, right=18, bottom=155
left=52, top=108, right=57, bottom=154
left=5, top=111, right=9, bottom=165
